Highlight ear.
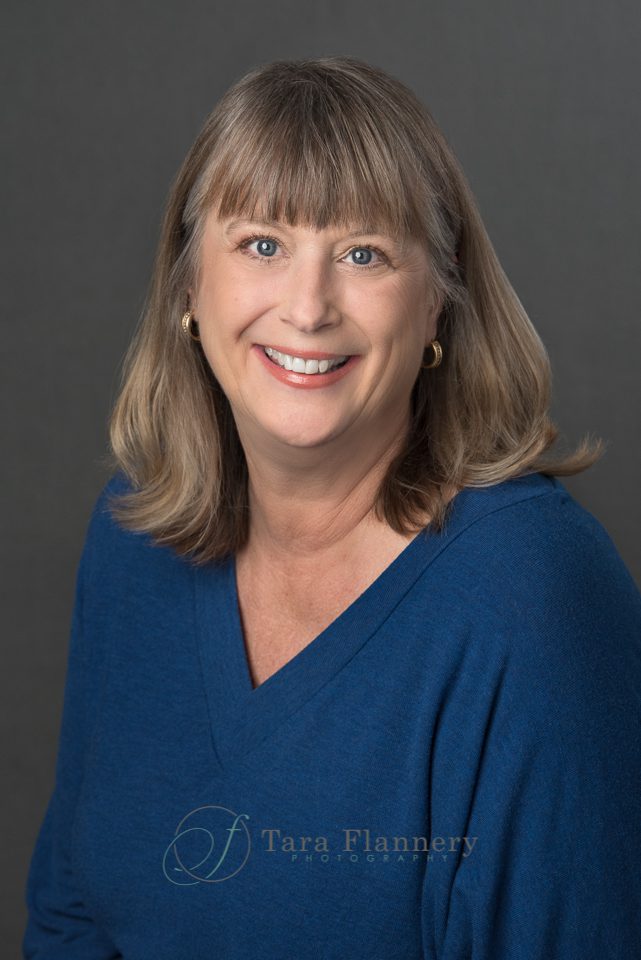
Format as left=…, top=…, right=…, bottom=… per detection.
left=425, top=290, right=444, bottom=346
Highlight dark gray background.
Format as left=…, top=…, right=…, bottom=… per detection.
left=3, top=0, right=640, bottom=951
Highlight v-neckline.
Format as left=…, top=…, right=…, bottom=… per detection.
left=194, top=521, right=434, bottom=771
left=193, top=472, right=558, bottom=772
left=232, top=526, right=439, bottom=693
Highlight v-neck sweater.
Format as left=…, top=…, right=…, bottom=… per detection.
left=23, top=470, right=641, bottom=959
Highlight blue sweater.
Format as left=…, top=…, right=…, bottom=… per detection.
left=23, top=470, right=641, bottom=959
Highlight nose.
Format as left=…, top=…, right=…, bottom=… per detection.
left=279, top=251, right=340, bottom=334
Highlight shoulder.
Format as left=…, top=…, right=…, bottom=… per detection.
left=429, top=472, right=641, bottom=741
left=80, top=470, right=191, bottom=592
left=440, top=471, right=640, bottom=618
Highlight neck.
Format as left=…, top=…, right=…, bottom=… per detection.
left=236, top=410, right=413, bottom=566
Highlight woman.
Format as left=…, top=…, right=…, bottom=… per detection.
left=23, top=56, right=641, bottom=959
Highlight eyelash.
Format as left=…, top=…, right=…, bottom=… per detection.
left=236, top=233, right=390, bottom=270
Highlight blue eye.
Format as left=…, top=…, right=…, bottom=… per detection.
left=254, top=238, right=277, bottom=257
left=238, top=234, right=280, bottom=259
left=345, top=245, right=388, bottom=269
left=349, top=247, right=374, bottom=266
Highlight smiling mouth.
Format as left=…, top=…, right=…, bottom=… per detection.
left=261, top=345, right=350, bottom=374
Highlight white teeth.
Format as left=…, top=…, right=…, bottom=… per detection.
left=263, top=346, right=348, bottom=374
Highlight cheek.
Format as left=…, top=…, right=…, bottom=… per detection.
left=367, top=301, right=424, bottom=354
left=198, top=280, right=264, bottom=346
left=368, top=298, right=429, bottom=382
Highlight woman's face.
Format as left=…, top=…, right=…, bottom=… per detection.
left=191, top=206, right=442, bottom=454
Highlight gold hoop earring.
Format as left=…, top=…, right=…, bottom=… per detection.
left=181, top=310, right=200, bottom=342
left=421, top=340, right=442, bottom=369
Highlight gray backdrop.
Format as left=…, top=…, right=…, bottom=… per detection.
left=3, top=0, right=640, bottom=952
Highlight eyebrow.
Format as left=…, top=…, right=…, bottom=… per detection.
left=223, top=218, right=399, bottom=243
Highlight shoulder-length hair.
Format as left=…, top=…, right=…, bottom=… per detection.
left=105, top=55, right=603, bottom=565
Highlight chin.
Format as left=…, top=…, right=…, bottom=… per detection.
left=274, top=429, right=341, bottom=449
left=261, top=416, right=348, bottom=450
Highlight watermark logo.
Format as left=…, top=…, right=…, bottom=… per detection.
left=162, top=805, right=251, bottom=884
left=163, top=806, right=478, bottom=883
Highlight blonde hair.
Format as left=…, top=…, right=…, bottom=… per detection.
left=105, top=55, right=603, bottom=565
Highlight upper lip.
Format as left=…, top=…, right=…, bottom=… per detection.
left=258, top=343, right=352, bottom=360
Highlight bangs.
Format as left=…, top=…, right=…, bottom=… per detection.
left=200, top=76, right=428, bottom=243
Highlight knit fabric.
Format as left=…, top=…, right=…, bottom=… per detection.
left=23, top=470, right=641, bottom=958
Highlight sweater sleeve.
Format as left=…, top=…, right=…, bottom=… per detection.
left=22, top=500, right=122, bottom=959
left=420, top=510, right=641, bottom=959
